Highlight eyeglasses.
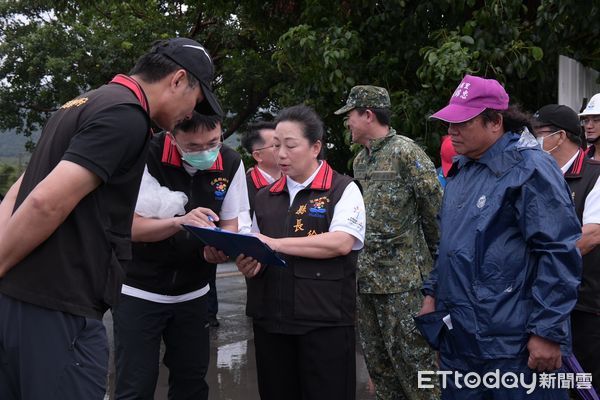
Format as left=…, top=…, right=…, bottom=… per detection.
left=170, top=133, right=222, bottom=153
left=180, top=142, right=222, bottom=153
left=253, top=144, right=275, bottom=152
left=581, top=117, right=600, bottom=126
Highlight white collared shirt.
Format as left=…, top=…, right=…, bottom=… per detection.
left=562, top=151, right=600, bottom=225
left=238, top=166, right=278, bottom=234
left=251, top=162, right=366, bottom=250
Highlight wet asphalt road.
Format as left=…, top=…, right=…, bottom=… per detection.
left=103, top=263, right=376, bottom=399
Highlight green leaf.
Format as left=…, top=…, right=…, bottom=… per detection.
left=531, top=46, right=543, bottom=61
left=460, top=35, right=474, bottom=45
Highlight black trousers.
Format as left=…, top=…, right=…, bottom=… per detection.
left=253, top=323, right=356, bottom=400
left=113, top=294, right=209, bottom=400
left=571, top=309, right=600, bottom=392
left=207, top=264, right=218, bottom=317
left=0, top=293, right=108, bottom=400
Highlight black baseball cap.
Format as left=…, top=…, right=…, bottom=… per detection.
left=152, top=38, right=223, bottom=116
left=532, top=104, right=582, bottom=137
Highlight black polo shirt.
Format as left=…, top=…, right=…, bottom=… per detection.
left=0, top=80, right=150, bottom=319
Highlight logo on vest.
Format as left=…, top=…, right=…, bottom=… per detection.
left=308, top=196, right=330, bottom=218
left=210, top=177, right=229, bottom=200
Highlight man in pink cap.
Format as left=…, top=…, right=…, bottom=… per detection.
left=415, top=75, right=582, bottom=399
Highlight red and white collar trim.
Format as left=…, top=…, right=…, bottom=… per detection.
left=565, top=149, right=585, bottom=177
left=250, top=167, right=270, bottom=189
left=270, top=161, right=333, bottom=193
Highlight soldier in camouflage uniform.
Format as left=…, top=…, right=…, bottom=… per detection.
left=335, top=86, right=442, bottom=400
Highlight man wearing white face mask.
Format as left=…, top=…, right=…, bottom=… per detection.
left=532, top=104, right=600, bottom=393
left=112, top=112, right=250, bottom=399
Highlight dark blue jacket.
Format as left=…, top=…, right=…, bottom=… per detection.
left=422, top=132, right=582, bottom=359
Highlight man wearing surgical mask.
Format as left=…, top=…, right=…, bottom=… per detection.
left=532, top=104, right=600, bottom=393
left=112, top=112, right=250, bottom=399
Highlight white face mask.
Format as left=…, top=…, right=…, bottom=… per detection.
left=536, top=130, right=561, bottom=153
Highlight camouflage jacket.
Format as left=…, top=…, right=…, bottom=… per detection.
left=353, top=128, right=442, bottom=294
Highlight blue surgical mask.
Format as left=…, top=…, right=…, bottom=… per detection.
left=181, top=145, right=221, bottom=170
left=172, top=137, right=222, bottom=170
left=170, top=132, right=223, bottom=170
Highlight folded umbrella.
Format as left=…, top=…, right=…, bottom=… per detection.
left=562, top=355, right=599, bottom=400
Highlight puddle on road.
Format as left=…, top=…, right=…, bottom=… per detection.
left=213, top=339, right=255, bottom=393
left=216, top=340, right=248, bottom=370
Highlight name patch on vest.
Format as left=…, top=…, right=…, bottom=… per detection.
left=210, top=177, right=229, bottom=200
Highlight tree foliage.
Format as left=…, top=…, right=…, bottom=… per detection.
left=1, top=0, right=599, bottom=174
left=0, top=162, right=22, bottom=195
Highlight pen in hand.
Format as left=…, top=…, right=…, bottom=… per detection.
left=207, top=215, right=222, bottom=230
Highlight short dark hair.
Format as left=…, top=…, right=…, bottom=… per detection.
left=355, top=107, right=391, bottom=126
left=242, top=121, right=277, bottom=153
left=130, top=41, right=199, bottom=88
left=275, top=104, right=326, bottom=159
left=480, top=106, right=532, bottom=134
left=173, top=112, right=222, bottom=135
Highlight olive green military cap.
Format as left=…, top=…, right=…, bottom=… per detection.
left=334, top=85, right=391, bottom=115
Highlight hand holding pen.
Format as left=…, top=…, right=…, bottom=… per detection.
left=176, top=207, right=218, bottom=229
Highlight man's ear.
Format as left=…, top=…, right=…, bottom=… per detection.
left=251, top=150, right=261, bottom=164
left=558, top=130, right=567, bottom=145
left=170, top=69, right=187, bottom=90
left=490, top=113, right=504, bottom=135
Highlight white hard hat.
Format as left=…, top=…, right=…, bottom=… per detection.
left=580, top=93, right=600, bottom=116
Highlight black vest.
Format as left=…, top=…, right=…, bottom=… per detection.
left=565, top=150, right=600, bottom=313
left=249, top=162, right=359, bottom=333
left=126, top=133, right=241, bottom=295
left=0, top=76, right=150, bottom=319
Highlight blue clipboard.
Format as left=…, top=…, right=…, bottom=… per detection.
left=182, top=224, right=287, bottom=267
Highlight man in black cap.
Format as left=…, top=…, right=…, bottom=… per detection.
left=0, top=37, right=221, bottom=399
left=532, top=104, right=600, bottom=392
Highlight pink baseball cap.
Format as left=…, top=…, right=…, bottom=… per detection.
left=431, top=75, right=509, bottom=123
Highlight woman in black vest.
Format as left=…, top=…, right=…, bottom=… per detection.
left=235, top=105, right=366, bottom=400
